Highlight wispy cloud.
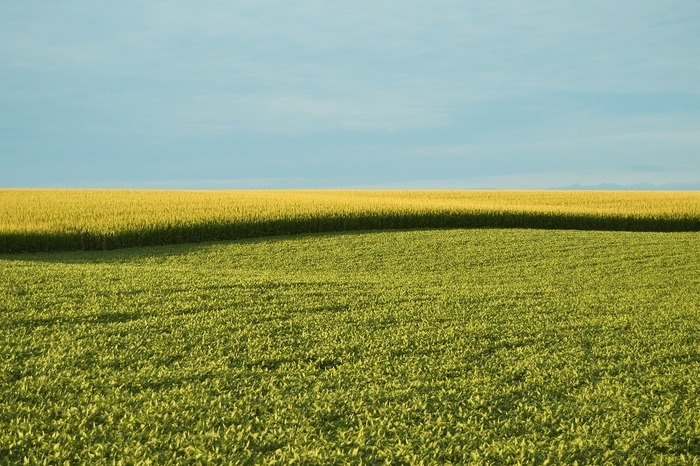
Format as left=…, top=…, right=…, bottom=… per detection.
left=1, top=1, right=699, bottom=187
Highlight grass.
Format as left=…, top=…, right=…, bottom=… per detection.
left=2, top=228, right=699, bottom=463
left=2, top=189, right=699, bottom=252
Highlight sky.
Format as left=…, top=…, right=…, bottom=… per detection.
left=1, top=1, right=699, bottom=189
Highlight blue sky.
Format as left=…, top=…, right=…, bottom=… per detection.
left=1, top=1, right=699, bottom=189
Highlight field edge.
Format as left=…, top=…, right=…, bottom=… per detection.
left=2, top=210, right=699, bottom=253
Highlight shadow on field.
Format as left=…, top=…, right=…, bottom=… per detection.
left=2, top=209, right=698, bottom=261
left=0, top=229, right=351, bottom=264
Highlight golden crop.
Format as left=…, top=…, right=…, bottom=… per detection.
left=1, top=189, right=698, bottom=252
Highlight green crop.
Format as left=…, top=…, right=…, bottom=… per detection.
left=1, top=190, right=699, bottom=252
left=2, top=229, right=699, bottom=463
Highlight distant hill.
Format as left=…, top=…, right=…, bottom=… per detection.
left=558, top=182, right=700, bottom=191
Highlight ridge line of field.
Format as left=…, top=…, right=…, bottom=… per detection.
left=2, top=210, right=699, bottom=254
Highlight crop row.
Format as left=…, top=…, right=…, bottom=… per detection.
left=1, top=190, right=699, bottom=252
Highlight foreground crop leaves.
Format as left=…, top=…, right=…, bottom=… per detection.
left=1, top=229, right=699, bottom=464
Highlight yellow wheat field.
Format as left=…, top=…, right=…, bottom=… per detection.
left=1, top=189, right=698, bottom=235
left=1, top=189, right=698, bottom=253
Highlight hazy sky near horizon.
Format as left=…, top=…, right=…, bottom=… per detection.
left=2, top=1, right=699, bottom=188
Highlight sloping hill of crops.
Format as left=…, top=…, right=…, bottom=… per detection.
left=1, top=190, right=699, bottom=252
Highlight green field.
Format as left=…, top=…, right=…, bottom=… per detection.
left=2, top=227, right=699, bottom=464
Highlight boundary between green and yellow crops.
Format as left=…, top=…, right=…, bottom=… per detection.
left=2, top=189, right=698, bottom=253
